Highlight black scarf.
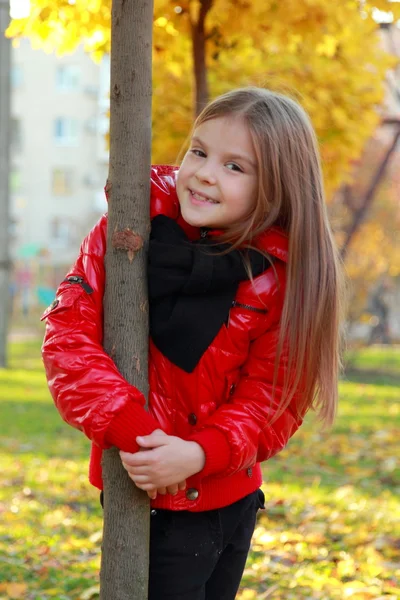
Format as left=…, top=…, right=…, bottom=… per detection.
left=148, top=215, right=271, bottom=372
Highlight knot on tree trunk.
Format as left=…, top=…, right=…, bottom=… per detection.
left=112, top=229, right=144, bottom=262
left=112, top=84, right=121, bottom=99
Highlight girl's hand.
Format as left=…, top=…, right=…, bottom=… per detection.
left=146, top=480, right=187, bottom=500
left=120, top=430, right=205, bottom=497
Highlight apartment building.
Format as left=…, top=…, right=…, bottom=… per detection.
left=10, top=39, right=110, bottom=268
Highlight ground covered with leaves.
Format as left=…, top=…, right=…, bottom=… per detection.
left=0, top=340, right=399, bottom=599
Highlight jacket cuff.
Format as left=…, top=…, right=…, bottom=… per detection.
left=189, top=428, right=231, bottom=477
left=106, top=402, right=160, bottom=453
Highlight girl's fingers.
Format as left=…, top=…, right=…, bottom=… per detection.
left=166, top=485, right=178, bottom=496
left=122, top=463, right=150, bottom=476
left=120, top=451, right=153, bottom=467
left=178, top=481, right=187, bottom=491
left=142, top=484, right=158, bottom=500
left=157, top=487, right=167, bottom=495
left=136, top=430, right=168, bottom=449
left=134, top=481, right=157, bottom=492
left=128, top=474, right=151, bottom=484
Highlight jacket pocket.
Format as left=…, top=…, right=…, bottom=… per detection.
left=255, top=488, right=266, bottom=510
left=40, top=285, right=86, bottom=321
left=226, top=301, right=267, bottom=330
left=224, top=370, right=240, bottom=401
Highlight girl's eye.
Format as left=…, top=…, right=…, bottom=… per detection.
left=226, top=162, right=243, bottom=172
left=190, top=149, right=206, bottom=158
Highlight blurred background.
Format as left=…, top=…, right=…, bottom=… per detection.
left=1, top=2, right=400, bottom=600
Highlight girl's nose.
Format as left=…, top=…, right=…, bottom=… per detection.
left=195, top=162, right=217, bottom=185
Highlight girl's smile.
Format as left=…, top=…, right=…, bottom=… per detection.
left=176, top=116, right=258, bottom=229
left=189, top=189, right=220, bottom=206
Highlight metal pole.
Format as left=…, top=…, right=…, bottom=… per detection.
left=0, top=0, right=11, bottom=367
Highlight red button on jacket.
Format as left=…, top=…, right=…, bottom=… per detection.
left=42, top=165, right=304, bottom=512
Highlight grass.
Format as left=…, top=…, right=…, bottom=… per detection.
left=1, top=340, right=399, bottom=599
left=345, top=345, right=400, bottom=374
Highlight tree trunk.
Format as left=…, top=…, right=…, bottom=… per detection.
left=340, top=123, right=400, bottom=259
left=0, top=0, right=11, bottom=369
left=191, top=0, right=213, bottom=116
left=100, top=1, right=154, bottom=599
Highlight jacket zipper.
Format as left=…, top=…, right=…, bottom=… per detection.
left=63, top=276, right=94, bottom=294
left=226, top=300, right=267, bottom=328
left=231, top=300, right=267, bottom=314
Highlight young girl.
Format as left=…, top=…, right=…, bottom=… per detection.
left=41, top=87, right=343, bottom=599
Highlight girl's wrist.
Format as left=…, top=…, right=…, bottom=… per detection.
left=187, top=441, right=206, bottom=474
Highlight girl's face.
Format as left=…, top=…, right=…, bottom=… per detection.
left=176, top=116, right=258, bottom=229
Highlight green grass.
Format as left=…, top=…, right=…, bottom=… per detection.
left=345, top=345, right=400, bottom=374
left=1, top=341, right=399, bottom=599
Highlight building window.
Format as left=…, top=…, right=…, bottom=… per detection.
left=11, top=65, right=23, bottom=88
left=51, top=218, right=69, bottom=242
left=54, top=118, right=79, bottom=146
left=50, top=217, right=76, bottom=246
left=56, top=65, right=80, bottom=91
left=11, top=118, right=22, bottom=152
left=52, top=168, right=73, bottom=196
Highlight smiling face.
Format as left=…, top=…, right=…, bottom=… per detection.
left=176, top=116, right=258, bottom=229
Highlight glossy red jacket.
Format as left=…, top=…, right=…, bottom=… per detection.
left=41, top=165, right=303, bottom=511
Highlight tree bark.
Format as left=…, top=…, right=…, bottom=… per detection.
left=340, top=124, right=400, bottom=260
left=100, top=1, right=154, bottom=599
left=191, top=0, right=213, bottom=116
left=0, top=0, right=11, bottom=369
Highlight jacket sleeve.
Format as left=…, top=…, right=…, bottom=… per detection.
left=41, top=215, right=160, bottom=453
left=189, top=285, right=304, bottom=479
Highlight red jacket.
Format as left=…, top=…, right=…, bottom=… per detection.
left=41, top=165, right=303, bottom=512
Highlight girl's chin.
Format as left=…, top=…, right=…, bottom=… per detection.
left=180, top=206, right=217, bottom=229
left=186, top=217, right=214, bottom=228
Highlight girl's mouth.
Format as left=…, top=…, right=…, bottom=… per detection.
left=189, top=189, right=219, bottom=205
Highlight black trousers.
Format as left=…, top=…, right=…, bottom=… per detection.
left=100, top=489, right=265, bottom=600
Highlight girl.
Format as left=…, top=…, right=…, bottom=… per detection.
left=41, top=87, right=343, bottom=599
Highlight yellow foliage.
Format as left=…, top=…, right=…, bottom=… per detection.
left=316, top=35, right=339, bottom=58
left=7, top=0, right=398, bottom=199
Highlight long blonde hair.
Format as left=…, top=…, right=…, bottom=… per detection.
left=194, top=87, right=344, bottom=426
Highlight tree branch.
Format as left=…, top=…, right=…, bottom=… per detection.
left=340, top=124, right=400, bottom=259
left=191, top=0, right=213, bottom=116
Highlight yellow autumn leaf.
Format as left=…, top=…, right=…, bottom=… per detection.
left=238, top=589, right=257, bottom=600
left=155, top=16, right=168, bottom=27
left=168, top=62, right=183, bottom=78
left=3, top=583, right=27, bottom=599
left=81, top=585, right=100, bottom=600
left=316, top=34, right=339, bottom=57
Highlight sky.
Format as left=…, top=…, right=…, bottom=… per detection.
left=10, top=0, right=30, bottom=19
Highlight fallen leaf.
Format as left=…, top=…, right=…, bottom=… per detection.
left=4, top=583, right=27, bottom=599
left=81, top=585, right=100, bottom=600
